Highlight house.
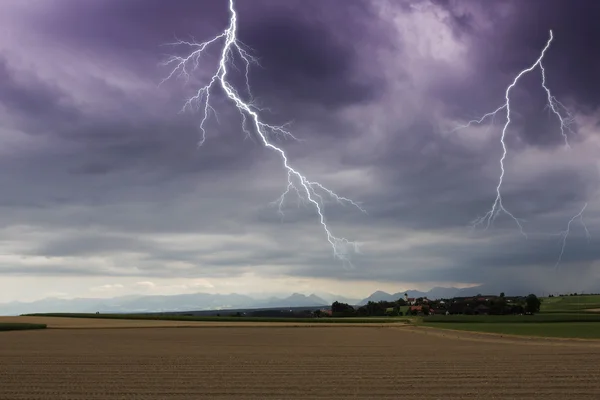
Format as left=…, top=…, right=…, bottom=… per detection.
left=403, top=293, right=417, bottom=305
left=408, top=305, right=431, bottom=315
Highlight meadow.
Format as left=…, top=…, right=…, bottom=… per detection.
left=540, top=294, right=600, bottom=312
left=423, top=313, right=600, bottom=323
left=422, top=322, right=600, bottom=339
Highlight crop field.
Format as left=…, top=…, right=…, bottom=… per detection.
left=423, top=313, right=600, bottom=323
left=1, top=316, right=403, bottom=329
left=22, top=312, right=404, bottom=324
left=541, top=295, right=600, bottom=312
left=1, top=317, right=599, bottom=399
left=424, top=322, right=600, bottom=339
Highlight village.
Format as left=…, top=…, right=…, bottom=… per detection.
left=327, top=292, right=538, bottom=318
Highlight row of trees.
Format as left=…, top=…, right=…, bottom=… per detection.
left=330, top=293, right=542, bottom=317
left=331, top=300, right=401, bottom=317
left=447, top=294, right=540, bottom=315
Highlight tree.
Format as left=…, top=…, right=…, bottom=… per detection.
left=331, top=301, right=356, bottom=317
left=500, top=292, right=505, bottom=298
left=525, top=294, right=541, bottom=314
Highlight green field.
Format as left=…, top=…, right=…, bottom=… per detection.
left=423, top=313, right=600, bottom=323
left=424, top=322, right=600, bottom=339
left=24, top=313, right=408, bottom=324
left=541, top=295, right=600, bottom=312
left=422, top=312, right=600, bottom=339
left=0, top=323, right=47, bottom=331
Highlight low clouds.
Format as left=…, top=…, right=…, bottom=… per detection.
left=0, top=0, right=598, bottom=301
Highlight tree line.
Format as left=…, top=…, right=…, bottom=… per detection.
left=330, top=293, right=542, bottom=318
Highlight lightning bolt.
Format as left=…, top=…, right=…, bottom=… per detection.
left=554, top=203, right=591, bottom=269
left=453, top=30, right=577, bottom=237
left=160, top=0, right=365, bottom=263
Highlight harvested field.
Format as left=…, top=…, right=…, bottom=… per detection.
left=1, top=324, right=599, bottom=399
left=0, top=316, right=402, bottom=329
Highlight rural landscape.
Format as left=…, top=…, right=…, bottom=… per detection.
left=2, top=292, right=600, bottom=398
left=2, top=0, right=600, bottom=398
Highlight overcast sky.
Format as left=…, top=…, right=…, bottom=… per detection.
left=0, top=0, right=599, bottom=302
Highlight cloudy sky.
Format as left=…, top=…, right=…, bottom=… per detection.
left=1, top=0, right=599, bottom=302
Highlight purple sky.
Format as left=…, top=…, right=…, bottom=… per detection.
left=0, top=0, right=599, bottom=302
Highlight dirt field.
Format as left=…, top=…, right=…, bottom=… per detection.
left=1, top=319, right=599, bottom=399
left=0, top=316, right=402, bottom=329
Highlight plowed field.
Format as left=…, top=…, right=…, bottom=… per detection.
left=1, top=318, right=599, bottom=399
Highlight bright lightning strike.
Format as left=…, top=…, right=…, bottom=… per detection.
left=160, top=0, right=365, bottom=263
left=554, top=203, right=591, bottom=269
left=453, top=30, right=577, bottom=237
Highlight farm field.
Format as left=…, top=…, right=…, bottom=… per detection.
left=541, top=294, right=600, bottom=312
left=1, top=320, right=600, bottom=399
left=0, top=316, right=403, bottom=329
left=423, top=313, right=600, bottom=323
left=21, top=312, right=405, bottom=324
left=424, top=322, right=600, bottom=339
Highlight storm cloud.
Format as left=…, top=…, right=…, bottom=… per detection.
left=0, top=0, right=599, bottom=302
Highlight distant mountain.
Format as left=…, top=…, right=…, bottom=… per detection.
left=355, top=283, right=600, bottom=304
left=357, top=286, right=472, bottom=305
left=254, top=293, right=328, bottom=308
left=313, top=292, right=362, bottom=306
left=425, top=286, right=464, bottom=299
left=455, top=284, right=529, bottom=298
left=357, top=291, right=396, bottom=305
left=0, top=292, right=330, bottom=316
left=2, top=284, right=550, bottom=316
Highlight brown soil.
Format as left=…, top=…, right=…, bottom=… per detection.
left=0, top=316, right=405, bottom=329
left=586, top=308, right=600, bottom=312
left=0, top=320, right=599, bottom=399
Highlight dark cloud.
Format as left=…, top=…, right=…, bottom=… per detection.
left=0, top=0, right=598, bottom=300
left=429, top=0, right=600, bottom=149
left=237, top=13, right=378, bottom=110
left=503, top=0, right=600, bottom=110
left=0, top=58, right=80, bottom=131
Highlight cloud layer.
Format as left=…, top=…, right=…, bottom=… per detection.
left=0, top=0, right=599, bottom=301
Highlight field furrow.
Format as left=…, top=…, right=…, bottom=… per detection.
left=1, top=320, right=599, bottom=399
